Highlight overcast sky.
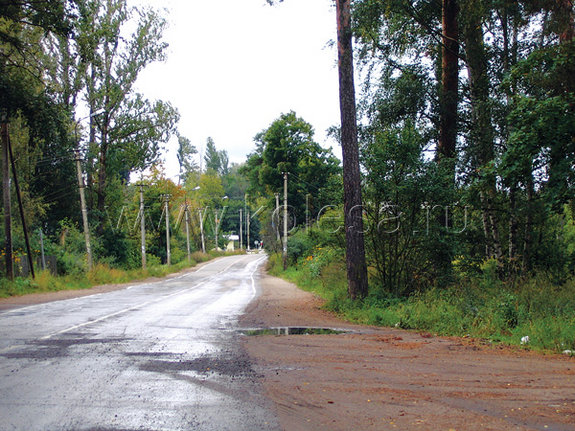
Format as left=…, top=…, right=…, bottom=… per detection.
left=131, top=0, right=340, bottom=179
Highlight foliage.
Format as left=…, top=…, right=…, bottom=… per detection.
left=273, top=249, right=575, bottom=353
left=79, top=0, right=179, bottom=231
left=243, top=111, right=341, bottom=228
left=503, top=41, right=575, bottom=208
left=176, top=134, right=198, bottom=183
left=361, top=121, right=459, bottom=294
left=204, top=137, right=229, bottom=176
left=0, top=251, right=233, bottom=298
left=342, top=0, right=575, bottom=295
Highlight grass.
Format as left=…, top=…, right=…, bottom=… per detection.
left=268, top=252, right=575, bottom=354
left=0, top=250, right=243, bottom=299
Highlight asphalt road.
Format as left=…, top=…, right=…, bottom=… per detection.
left=0, top=253, right=279, bottom=431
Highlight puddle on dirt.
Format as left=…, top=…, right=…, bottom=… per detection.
left=240, top=327, right=350, bottom=336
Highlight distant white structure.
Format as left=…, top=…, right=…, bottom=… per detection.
left=225, top=234, right=240, bottom=251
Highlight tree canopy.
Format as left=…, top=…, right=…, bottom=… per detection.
left=243, top=111, right=341, bottom=225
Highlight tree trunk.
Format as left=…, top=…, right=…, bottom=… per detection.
left=522, top=173, right=534, bottom=272
left=508, top=186, right=518, bottom=261
left=336, top=0, right=369, bottom=300
left=462, top=0, right=502, bottom=261
left=558, top=0, right=574, bottom=42
left=87, top=66, right=97, bottom=210
left=96, top=121, right=108, bottom=235
left=438, top=0, right=459, bottom=162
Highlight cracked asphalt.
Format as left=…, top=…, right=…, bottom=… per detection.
left=0, top=254, right=279, bottom=431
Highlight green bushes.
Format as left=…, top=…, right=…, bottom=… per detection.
left=272, top=232, right=575, bottom=353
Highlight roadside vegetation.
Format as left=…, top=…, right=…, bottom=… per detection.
left=0, top=250, right=241, bottom=299
left=268, top=227, right=575, bottom=354
left=0, top=1, right=258, bottom=293
left=256, top=2, right=575, bottom=355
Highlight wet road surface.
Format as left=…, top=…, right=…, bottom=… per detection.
left=0, top=254, right=279, bottom=431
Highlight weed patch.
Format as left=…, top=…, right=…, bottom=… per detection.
left=269, top=250, right=575, bottom=354
left=0, top=252, right=241, bottom=299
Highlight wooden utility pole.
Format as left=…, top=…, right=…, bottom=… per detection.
left=1, top=113, right=13, bottom=280
left=8, top=132, right=34, bottom=278
left=198, top=208, right=206, bottom=253
left=245, top=194, right=250, bottom=251
left=336, top=0, right=369, bottom=299
left=214, top=211, right=219, bottom=251
left=74, top=149, right=93, bottom=271
left=184, top=199, right=191, bottom=262
left=164, top=194, right=171, bottom=265
left=239, top=209, right=243, bottom=249
left=275, top=192, right=281, bottom=242
left=138, top=184, right=146, bottom=269
left=247, top=209, right=250, bottom=251
left=283, top=172, right=288, bottom=270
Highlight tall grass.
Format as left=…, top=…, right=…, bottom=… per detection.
left=0, top=250, right=243, bottom=299
left=268, top=251, right=575, bottom=353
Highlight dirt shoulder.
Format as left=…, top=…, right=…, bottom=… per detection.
left=240, top=270, right=575, bottom=431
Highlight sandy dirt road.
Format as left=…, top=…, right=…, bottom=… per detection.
left=240, top=271, right=575, bottom=431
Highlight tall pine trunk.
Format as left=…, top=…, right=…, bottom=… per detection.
left=336, top=0, right=369, bottom=300
left=522, top=173, right=534, bottom=272
left=438, top=0, right=459, bottom=162
left=558, top=0, right=574, bottom=42
left=462, top=0, right=502, bottom=261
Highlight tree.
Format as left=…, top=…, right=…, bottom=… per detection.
left=222, top=163, right=249, bottom=200
left=204, top=137, right=229, bottom=176
left=460, top=0, right=503, bottom=260
left=0, top=0, right=79, bottom=250
left=176, top=134, right=198, bottom=184
left=243, top=111, right=340, bottom=226
left=79, top=0, right=178, bottom=232
left=262, top=0, right=366, bottom=297
left=204, top=137, right=220, bottom=174
left=336, top=0, right=369, bottom=300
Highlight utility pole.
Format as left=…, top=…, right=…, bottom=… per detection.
left=245, top=193, right=250, bottom=251
left=39, top=229, right=46, bottom=271
left=275, top=192, right=281, bottom=242
left=306, top=193, right=311, bottom=233
left=213, top=201, right=227, bottom=251
left=283, top=172, right=288, bottom=270
left=239, top=209, right=243, bottom=249
left=1, top=113, right=13, bottom=280
left=75, top=149, right=93, bottom=271
left=184, top=199, right=191, bottom=263
left=247, top=209, right=250, bottom=251
left=214, top=211, right=219, bottom=251
left=164, top=194, right=171, bottom=265
left=198, top=208, right=206, bottom=253
left=72, top=108, right=104, bottom=272
left=138, top=184, right=146, bottom=269
left=8, top=131, right=34, bottom=278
